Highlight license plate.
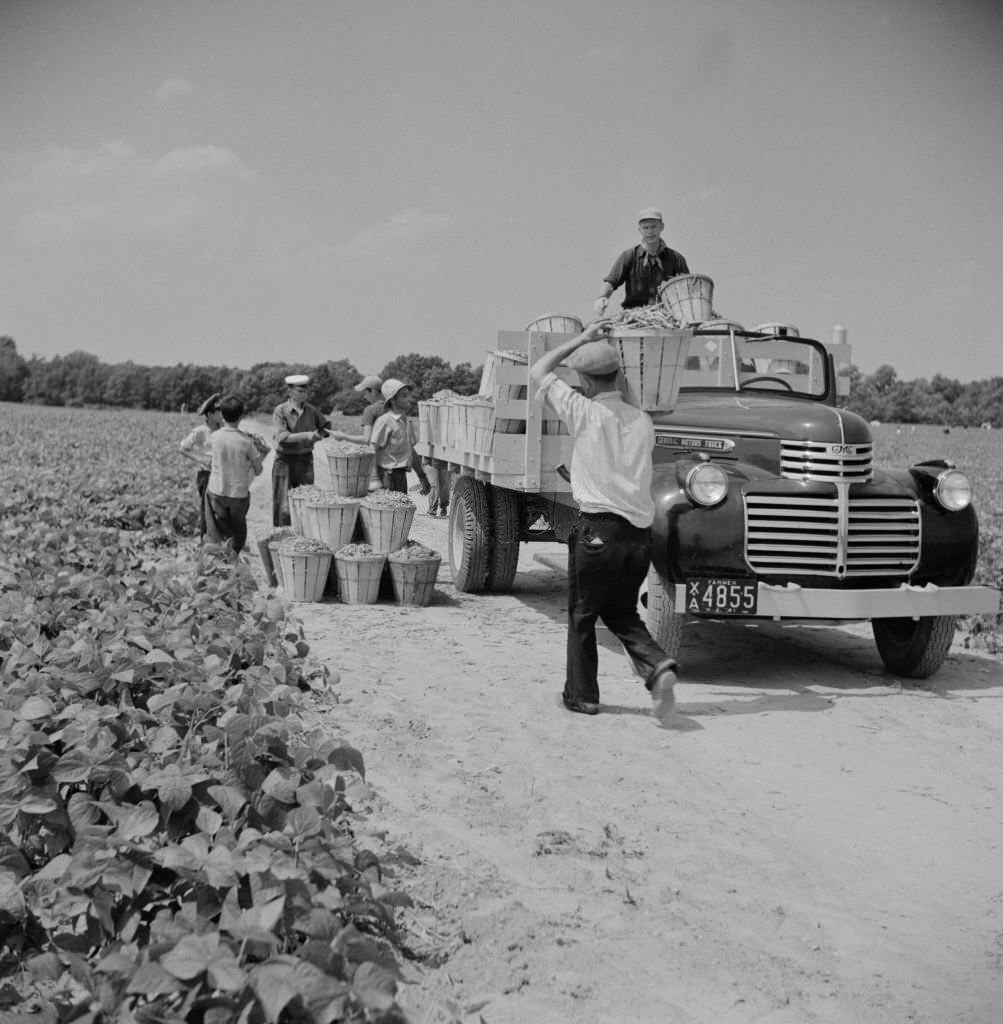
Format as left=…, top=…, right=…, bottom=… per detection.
left=685, top=578, right=758, bottom=615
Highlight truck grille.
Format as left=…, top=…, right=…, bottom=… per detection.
left=780, top=440, right=873, bottom=482
left=745, top=493, right=920, bottom=578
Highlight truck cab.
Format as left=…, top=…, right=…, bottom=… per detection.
left=642, top=325, right=995, bottom=677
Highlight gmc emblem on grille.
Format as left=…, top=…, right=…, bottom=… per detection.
left=827, top=444, right=861, bottom=455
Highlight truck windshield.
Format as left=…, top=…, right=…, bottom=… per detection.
left=678, top=329, right=830, bottom=398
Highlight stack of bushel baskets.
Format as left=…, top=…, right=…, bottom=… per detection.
left=258, top=440, right=441, bottom=606
left=335, top=490, right=442, bottom=607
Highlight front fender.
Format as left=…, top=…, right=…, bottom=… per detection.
left=650, top=460, right=762, bottom=581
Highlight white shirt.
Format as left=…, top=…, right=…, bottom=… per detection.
left=179, top=423, right=213, bottom=471
left=370, top=411, right=417, bottom=470
left=208, top=425, right=264, bottom=498
left=538, top=373, right=655, bottom=528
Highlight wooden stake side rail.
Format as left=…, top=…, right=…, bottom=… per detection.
left=416, top=330, right=577, bottom=492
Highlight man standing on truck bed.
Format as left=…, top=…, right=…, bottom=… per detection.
left=593, top=207, right=689, bottom=315
left=529, top=322, right=677, bottom=722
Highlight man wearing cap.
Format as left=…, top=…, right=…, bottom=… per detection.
left=529, top=322, right=677, bottom=722
left=369, top=379, right=431, bottom=495
left=271, top=374, right=331, bottom=526
left=179, top=392, right=223, bottom=538
left=354, top=375, right=385, bottom=442
left=594, top=208, right=689, bottom=315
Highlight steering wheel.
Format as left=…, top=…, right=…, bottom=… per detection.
left=741, top=375, right=795, bottom=392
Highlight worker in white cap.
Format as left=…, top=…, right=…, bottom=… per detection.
left=271, top=374, right=331, bottom=526
left=593, top=207, right=689, bottom=315
left=353, top=374, right=386, bottom=442
left=529, top=321, right=678, bottom=723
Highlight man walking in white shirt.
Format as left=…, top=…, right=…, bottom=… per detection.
left=530, top=322, right=677, bottom=721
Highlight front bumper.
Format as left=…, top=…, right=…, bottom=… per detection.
left=673, top=581, right=1001, bottom=620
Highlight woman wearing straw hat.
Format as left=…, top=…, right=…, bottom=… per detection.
left=529, top=321, right=678, bottom=723
left=271, top=374, right=331, bottom=526
left=593, top=208, right=689, bottom=315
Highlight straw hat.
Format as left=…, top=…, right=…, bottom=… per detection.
left=196, top=392, right=221, bottom=416
left=381, top=378, right=411, bottom=404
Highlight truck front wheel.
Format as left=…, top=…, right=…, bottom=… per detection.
left=645, top=567, right=684, bottom=660
left=872, top=615, right=957, bottom=679
left=448, top=477, right=491, bottom=592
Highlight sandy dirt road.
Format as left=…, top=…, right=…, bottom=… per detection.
left=247, top=458, right=1003, bottom=1024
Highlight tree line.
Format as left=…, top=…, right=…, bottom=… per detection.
left=0, top=337, right=481, bottom=415
left=0, top=335, right=1000, bottom=426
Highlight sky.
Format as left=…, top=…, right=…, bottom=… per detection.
left=1, top=0, right=1001, bottom=382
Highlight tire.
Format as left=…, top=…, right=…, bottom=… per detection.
left=448, top=477, right=491, bottom=592
left=485, top=485, right=522, bottom=593
left=872, top=615, right=957, bottom=679
left=645, top=566, right=684, bottom=659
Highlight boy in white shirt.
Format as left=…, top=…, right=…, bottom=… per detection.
left=369, top=379, right=430, bottom=495
left=205, top=395, right=265, bottom=555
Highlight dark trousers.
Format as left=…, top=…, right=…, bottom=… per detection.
left=195, top=469, right=210, bottom=537
left=565, top=512, right=669, bottom=705
left=205, top=493, right=251, bottom=554
left=272, top=453, right=314, bottom=526
left=378, top=467, right=409, bottom=493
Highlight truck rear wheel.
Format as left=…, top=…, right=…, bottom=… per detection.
left=485, top=485, right=521, bottom=593
left=448, top=477, right=491, bottom=592
left=645, top=567, right=683, bottom=659
left=872, top=615, right=957, bottom=679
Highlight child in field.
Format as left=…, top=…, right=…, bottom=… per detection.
left=179, top=393, right=223, bottom=537
left=204, top=395, right=265, bottom=555
left=369, top=379, right=430, bottom=495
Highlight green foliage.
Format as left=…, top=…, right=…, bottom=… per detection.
left=2, top=339, right=483, bottom=416
left=0, top=404, right=415, bottom=1023
left=841, top=365, right=1003, bottom=427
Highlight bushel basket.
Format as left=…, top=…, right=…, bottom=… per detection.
left=387, top=553, right=442, bottom=607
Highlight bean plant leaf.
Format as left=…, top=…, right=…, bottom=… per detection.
left=127, top=961, right=184, bottom=996
left=20, top=696, right=55, bottom=721
left=352, top=962, right=397, bottom=1011
left=262, top=767, right=300, bottom=805
left=207, top=955, right=247, bottom=993
left=104, top=801, right=159, bottom=840
left=328, top=744, right=365, bottom=780
left=208, top=784, right=247, bottom=820
left=248, top=960, right=299, bottom=1023
left=160, top=932, right=220, bottom=980
left=52, top=750, right=93, bottom=784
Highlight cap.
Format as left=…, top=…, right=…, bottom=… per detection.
left=284, top=374, right=310, bottom=387
left=354, top=374, right=383, bottom=392
left=381, top=378, right=411, bottom=404
left=196, top=392, right=221, bottom=417
left=566, top=341, right=621, bottom=376
left=637, top=207, right=664, bottom=223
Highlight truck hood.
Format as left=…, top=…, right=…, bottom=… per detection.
left=655, top=394, right=872, bottom=446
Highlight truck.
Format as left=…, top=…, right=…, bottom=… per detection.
left=415, top=319, right=1000, bottom=679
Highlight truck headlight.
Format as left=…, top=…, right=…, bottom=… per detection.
left=684, top=462, right=728, bottom=507
left=934, top=469, right=972, bottom=511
